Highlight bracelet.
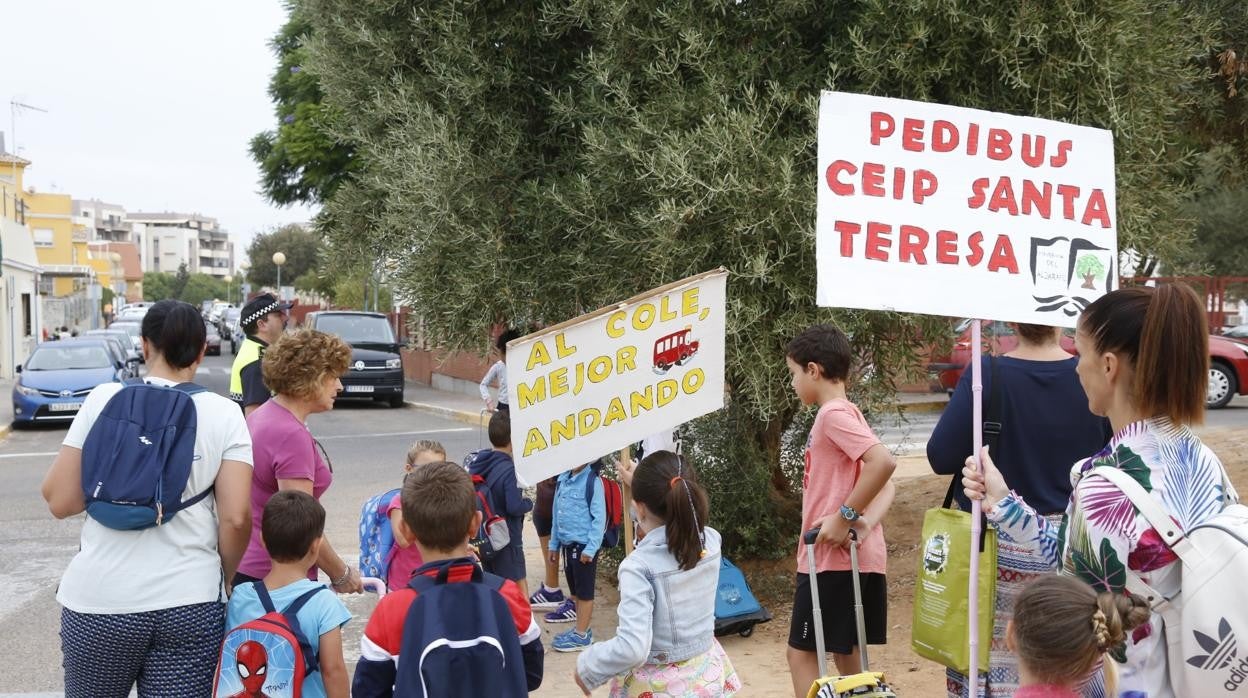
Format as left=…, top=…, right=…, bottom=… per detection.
left=332, top=565, right=351, bottom=587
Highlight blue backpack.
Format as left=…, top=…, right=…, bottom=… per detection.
left=358, top=487, right=401, bottom=579
left=81, top=380, right=209, bottom=530
left=395, top=562, right=527, bottom=698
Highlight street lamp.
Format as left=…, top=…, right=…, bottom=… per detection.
left=272, top=252, right=286, bottom=298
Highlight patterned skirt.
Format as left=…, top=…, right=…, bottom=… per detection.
left=609, top=638, right=742, bottom=697
left=947, top=513, right=1064, bottom=698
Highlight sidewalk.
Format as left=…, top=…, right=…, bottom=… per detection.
left=402, top=379, right=949, bottom=424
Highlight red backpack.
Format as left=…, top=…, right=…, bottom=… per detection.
left=213, top=582, right=327, bottom=697
left=585, top=461, right=624, bottom=548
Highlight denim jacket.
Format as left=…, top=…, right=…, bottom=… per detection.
left=576, top=525, right=722, bottom=689
left=550, top=465, right=607, bottom=559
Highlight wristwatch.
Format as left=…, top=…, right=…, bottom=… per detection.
left=840, top=504, right=861, bottom=522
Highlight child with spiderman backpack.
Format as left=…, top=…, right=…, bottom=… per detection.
left=358, top=440, right=447, bottom=591
left=41, top=300, right=254, bottom=697
left=546, top=456, right=613, bottom=652
left=220, top=491, right=350, bottom=698
left=352, top=461, right=544, bottom=697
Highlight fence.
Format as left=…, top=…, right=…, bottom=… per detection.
left=1120, top=276, right=1248, bottom=330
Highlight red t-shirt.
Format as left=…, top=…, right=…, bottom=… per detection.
left=795, top=398, right=887, bottom=575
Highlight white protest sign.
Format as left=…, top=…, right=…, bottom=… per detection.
left=509, top=270, right=727, bottom=484
left=816, top=91, right=1117, bottom=326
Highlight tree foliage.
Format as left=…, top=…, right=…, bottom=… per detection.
left=299, top=0, right=1226, bottom=557
left=245, top=223, right=322, bottom=288
left=250, top=2, right=356, bottom=205
left=141, top=270, right=231, bottom=307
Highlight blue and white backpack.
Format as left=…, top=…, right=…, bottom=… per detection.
left=81, top=380, right=209, bottom=530
left=358, top=487, right=401, bottom=579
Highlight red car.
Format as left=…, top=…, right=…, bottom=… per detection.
left=929, top=320, right=1248, bottom=410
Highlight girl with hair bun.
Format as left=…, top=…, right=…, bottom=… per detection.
left=1008, top=575, right=1151, bottom=697
left=964, top=284, right=1237, bottom=696
left=572, top=451, right=741, bottom=697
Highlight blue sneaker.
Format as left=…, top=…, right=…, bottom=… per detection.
left=528, top=586, right=567, bottom=610
left=544, top=599, right=577, bottom=623
left=553, top=628, right=592, bottom=652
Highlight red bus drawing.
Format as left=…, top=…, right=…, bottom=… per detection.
left=653, top=328, right=700, bottom=372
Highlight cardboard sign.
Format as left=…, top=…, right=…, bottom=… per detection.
left=509, top=270, right=727, bottom=484
left=816, top=92, right=1117, bottom=326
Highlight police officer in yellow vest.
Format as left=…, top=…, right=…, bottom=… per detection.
left=230, top=292, right=292, bottom=414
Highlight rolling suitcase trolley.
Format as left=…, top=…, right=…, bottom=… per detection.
left=804, top=527, right=897, bottom=698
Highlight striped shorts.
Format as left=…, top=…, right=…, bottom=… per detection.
left=60, top=601, right=224, bottom=698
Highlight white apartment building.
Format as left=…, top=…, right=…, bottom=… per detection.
left=129, top=211, right=235, bottom=278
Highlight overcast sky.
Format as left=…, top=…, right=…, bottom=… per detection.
left=0, top=0, right=316, bottom=257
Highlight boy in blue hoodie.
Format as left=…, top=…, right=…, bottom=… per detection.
left=468, top=410, right=534, bottom=599
left=546, top=458, right=607, bottom=652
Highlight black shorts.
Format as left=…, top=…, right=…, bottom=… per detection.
left=533, top=513, right=553, bottom=538
left=482, top=542, right=527, bottom=582
left=561, top=543, right=599, bottom=601
left=788, top=571, right=888, bottom=654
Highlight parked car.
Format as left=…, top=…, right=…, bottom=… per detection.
left=931, top=321, right=1248, bottom=410
left=115, top=306, right=148, bottom=323
left=204, top=321, right=222, bottom=356
left=12, top=339, right=128, bottom=425
left=1223, top=324, right=1248, bottom=339
left=84, top=329, right=142, bottom=372
left=218, top=307, right=241, bottom=353
left=108, top=321, right=144, bottom=363
left=82, top=331, right=141, bottom=378
left=305, top=311, right=405, bottom=407
left=928, top=319, right=1076, bottom=392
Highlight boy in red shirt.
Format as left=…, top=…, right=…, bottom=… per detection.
left=353, top=461, right=543, bottom=697
left=784, top=324, right=897, bottom=697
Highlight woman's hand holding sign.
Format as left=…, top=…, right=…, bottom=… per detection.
left=961, top=446, right=1009, bottom=510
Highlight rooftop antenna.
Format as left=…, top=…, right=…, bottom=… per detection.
left=9, top=99, right=48, bottom=201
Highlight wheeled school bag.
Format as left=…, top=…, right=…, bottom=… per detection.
left=358, top=487, right=402, bottom=580
left=394, top=563, right=528, bottom=698
left=714, top=556, right=773, bottom=638
left=1091, top=466, right=1248, bottom=697
left=213, top=581, right=329, bottom=698
left=804, top=528, right=897, bottom=698
left=81, top=380, right=210, bottom=530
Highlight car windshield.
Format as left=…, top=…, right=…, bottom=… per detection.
left=314, top=315, right=396, bottom=344
left=27, top=345, right=113, bottom=370
left=223, top=308, right=240, bottom=322
left=110, top=323, right=141, bottom=338
left=204, top=322, right=219, bottom=336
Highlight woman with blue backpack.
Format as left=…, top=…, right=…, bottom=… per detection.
left=41, top=300, right=254, bottom=697
left=962, top=284, right=1239, bottom=697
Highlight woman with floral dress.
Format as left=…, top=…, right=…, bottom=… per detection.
left=962, top=284, right=1236, bottom=698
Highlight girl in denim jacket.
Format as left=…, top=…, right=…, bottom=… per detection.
left=573, top=451, right=741, bottom=697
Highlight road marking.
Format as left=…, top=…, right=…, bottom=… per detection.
left=0, top=452, right=58, bottom=459
left=315, top=427, right=471, bottom=441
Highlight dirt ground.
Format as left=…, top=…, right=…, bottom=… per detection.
left=528, top=426, right=1248, bottom=697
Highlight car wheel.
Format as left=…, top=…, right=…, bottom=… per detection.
left=388, top=394, right=405, bottom=408
left=1207, top=362, right=1237, bottom=409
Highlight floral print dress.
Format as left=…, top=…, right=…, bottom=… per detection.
left=988, top=418, right=1233, bottom=698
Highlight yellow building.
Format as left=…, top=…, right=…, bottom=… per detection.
left=26, top=189, right=94, bottom=297
left=0, top=151, right=44, bottom=376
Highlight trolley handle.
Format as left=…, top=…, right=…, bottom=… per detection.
left=802, top=525, right=860, bottom=545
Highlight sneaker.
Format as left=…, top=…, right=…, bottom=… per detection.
left=528, top=586, right=567, bottom=610
left=552, top=628, right=593, bottom=652
left=544, top=599, right=577, bottom=623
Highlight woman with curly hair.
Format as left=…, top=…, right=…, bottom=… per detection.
left=234, top=328, right=364, bottom=593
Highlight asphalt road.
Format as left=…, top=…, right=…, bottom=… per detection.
left=0, top=351, right=483, bottom=695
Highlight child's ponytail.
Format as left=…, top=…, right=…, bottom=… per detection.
left=632, top=451, right=710, bottom=571
left=1012, top=575, right=1151, bottom=692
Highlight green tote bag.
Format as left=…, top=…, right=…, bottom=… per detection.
left=910, top=504, right=997, bottom=675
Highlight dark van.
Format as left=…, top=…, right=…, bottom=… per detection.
left=305, top=311, right=405, bottom=408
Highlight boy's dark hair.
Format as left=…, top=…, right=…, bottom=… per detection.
left=262, top=490, right=326, bottom=563
left=632, top=451, right=710, bottom=571
left=141, top=300, right=207, bottom=369
left=402, top=461, right=476, bottom=552
left=488, top=409, right=511, bottom=448
left=496, top=328, right=521, bottom=354
left=786, top=324, right=852, bottom=382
